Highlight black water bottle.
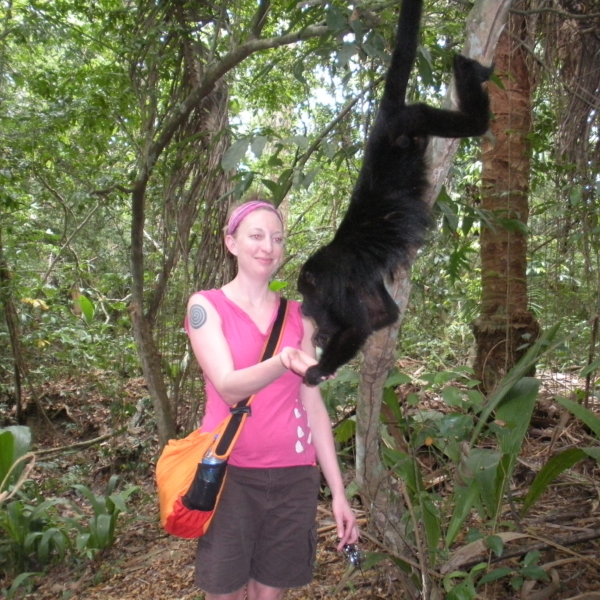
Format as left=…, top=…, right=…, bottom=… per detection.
left=182, top=448, right=227, bottom=511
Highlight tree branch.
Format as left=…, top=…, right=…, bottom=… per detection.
left=92, top=184, right=134, bottom=196
left=280, top=75, right=385, bottom=206
left=249, top=0, right=271, bottom=39
left=40, top=200, right=101, bottom=288
left=510, top=7, right=600, bottom=20
left=33, top=431, right=124, bottom=457
left=36, top=173, right=71, bottom=243
left=456, top=529, right=600, bottom=572
left=141, top=24, right=331, bottom=186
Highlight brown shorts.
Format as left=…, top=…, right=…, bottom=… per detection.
left=195, top=464, right=320, bottom=594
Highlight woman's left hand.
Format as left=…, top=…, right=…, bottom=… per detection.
left=332, top=495, right=359, bottom=551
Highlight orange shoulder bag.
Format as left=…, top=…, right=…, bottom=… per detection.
left=156, top=298, right=289, bottom=539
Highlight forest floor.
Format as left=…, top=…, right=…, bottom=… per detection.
left=2, top=370, right=600, bottom=600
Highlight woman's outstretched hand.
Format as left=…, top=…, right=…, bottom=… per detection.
left=279, top=347, right=317, bottom=377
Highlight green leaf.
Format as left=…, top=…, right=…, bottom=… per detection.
left=490, top=72, right=505, bottom=89
left=326, top=5, right=346, bottom=32
left=302, top=167, right=320, bottom=190
left=442, top=386, right=464, bottom=407
left=443, top=571, right=467, bottom=590
left=465, top=389, right=484, bottom=408
left=407, top=392, right=420, bottom=406
left=0, top=430, right=15, bottom=488
left=78, top=294, right=95, bottom=325
left=7, top=572, right=41, bottom=599
left=336, top=43, right=356, bottom=68
left=383, top=386, right=402, bottom=424
left=333, top=368, right=360, bottom=384
left=72, top=484, right=105, bottom=516
left=4, top=426, right=31, bottom=462
left=221, top=138, right=249, bottom=171
left=519, top=566, right=549, bottom=581
left=0, top=426, right=31, bottom=489
left=470, top=324, right=562, bottom=444
left=292, top=60, right=307, bottom=85
left=24, top=531, right=43, bottom=552
left=446, top=579, right=477, bottom=600
left=94, top=513, right=115, bottom=549
left=76, top=532, right=90, bottom=551
left=523, top=550, right=541, bottom=567
left=555, top=396, right=600, bottom=439
left=580, top=358, right=600, bottom=377
left=495, top=378, right=540, bottom=456
left=446, top=483, right=479, bottom=546
left=282, top=135, right=309, bottom=150
left=361, top=551, right=391, bottom=570
left=437, top=199, right=460, bottom=232
left=388, top=553, right=413, bottom=574
left=268, top=280, right=288, bottom=292
left=261, top=179, right=280, bottom=196
left=470, top=562, right=488, bottom=575
left=466, top=528, right=483, bottom=543
left=416, top=46, right=434, bottom=87
left=334, top=418, right=355, bottom=444
left=419, top=491, right=441, bottom=565
left=106, top=474, right=120, bottom=496
left=108, top=490, right=133, bottom=515
left=569, top=185, right=582, bottom=205
left=434, top=371, right=461, bottom=385
left=384, top=371, right=411, bottom=388
left=583, top=447, right=600, bottom=462
left=485, top=535, right=504, bottom=557
left=521, top=448, right=587, bottom=516
left=478, top=566, right=513, bottom=585
left=382, top=449, right=420, bottom=495
left=38, top=527, right=64, bottom=564
left=468, top=448, right=502, bottom=519
left=250, top=136, right=268, bottom=158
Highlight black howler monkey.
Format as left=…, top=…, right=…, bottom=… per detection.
left=298, top=0, right=492, bottom=385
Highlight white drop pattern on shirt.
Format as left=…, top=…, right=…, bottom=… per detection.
left=294, top=398, right=311, bottom=454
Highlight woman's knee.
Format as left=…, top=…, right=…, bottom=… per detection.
left=247, top=579, right=286, bottom=600
left=205, top=587, right=246, bottom=600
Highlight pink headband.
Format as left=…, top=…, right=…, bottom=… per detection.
left=226, top=201, right=283, bottom=236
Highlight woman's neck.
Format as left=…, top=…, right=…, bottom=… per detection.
left=222, top=274, right=273, bottom=308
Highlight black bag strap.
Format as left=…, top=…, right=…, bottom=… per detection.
left=214, top=298, right=289, bottom=457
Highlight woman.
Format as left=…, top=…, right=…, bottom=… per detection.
left=186, top=199, right=358, bottom=600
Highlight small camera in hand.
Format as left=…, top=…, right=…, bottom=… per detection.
left=343, top=543, right=365, bottom=569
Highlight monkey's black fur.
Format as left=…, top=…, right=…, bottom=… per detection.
left=298, top=0, right=492, bottom=385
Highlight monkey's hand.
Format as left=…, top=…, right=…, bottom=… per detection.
left=454, top=54, right=494, bottom=84
left=304, top=364, right=334, bottom=387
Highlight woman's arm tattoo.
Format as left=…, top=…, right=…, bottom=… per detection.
left=189, top=304, right=207, bottom=329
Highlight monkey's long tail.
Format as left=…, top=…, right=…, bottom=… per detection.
left=381, top=0, right=423, bottom=109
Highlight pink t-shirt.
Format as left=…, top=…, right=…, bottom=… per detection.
left=187, top=289, right=316, bottom=469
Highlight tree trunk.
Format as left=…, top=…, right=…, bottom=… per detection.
left=357, top=270, right=422, bottom=598
left=355, top=1, right=511, bottom=596
left=472, top=5, right=540, bottom=393
left=130, top=179, right=178, bottom=446
left=0, top=230, right=23, bottom=422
